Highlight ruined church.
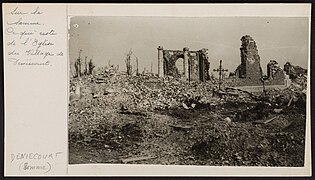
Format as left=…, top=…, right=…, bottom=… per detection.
left=157, top=35, right=289, bottom=87
left=157, top=46, right=210, bottom=82
left=234, top=35, right=288, bottom=87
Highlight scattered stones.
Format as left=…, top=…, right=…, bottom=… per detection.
left=224, top=117, right=232, bottom=123
left=182, top=103, right=190, bottom=110
left=191, top=103, right=196, bottom=109
left=69, top=61, right=307, bottom=167
left=274, top=108, right=283, bottom=113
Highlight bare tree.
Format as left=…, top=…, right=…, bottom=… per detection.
left=75, top=49, right=83, bottom=78
left=88, top=57, right=95, bottom=75
left=84, top=56, right=88, bottom=75
left=125, top=49, right=133, bottom=76
left=133, top=53, right=139, bottom=76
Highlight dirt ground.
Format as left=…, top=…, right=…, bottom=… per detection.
left=68, top=72, right=306, bottom=166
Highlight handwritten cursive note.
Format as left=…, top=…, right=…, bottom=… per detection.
left=4, top=4, right=68, bottom=176
left=4, top=6, right=64, bottom=66
left=9, top=152, right=63, bottom=174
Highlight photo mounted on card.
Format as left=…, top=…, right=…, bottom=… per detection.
left=3, top=3, right=312, bottom=176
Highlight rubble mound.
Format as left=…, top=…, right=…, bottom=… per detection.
left=69, top=69, right=307, bottom=166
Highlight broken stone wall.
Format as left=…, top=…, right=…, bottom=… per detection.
left=198, top=48, right=210, bottom=82
left=284, top=62, right=307, bottom=79
left=163, top=50, right=184, bottom=78
left=265, top=60, right=285, bottom=85
left=234, top=35, right=286, bottom=87
left=189, top=51, right=199, bottom=81
left=158, top=47, right=210, bottom=82
left=234, top=35, right=263, bottom=86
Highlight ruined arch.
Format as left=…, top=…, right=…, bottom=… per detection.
left=163, top=51, right=185, bottom=78
left=157, top=46, right=210, bottom=81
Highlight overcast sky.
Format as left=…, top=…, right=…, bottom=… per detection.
left=69, top=16, right=309, bottom=75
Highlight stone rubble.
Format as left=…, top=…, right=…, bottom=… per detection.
left=69, top=64, right=307, bottom=166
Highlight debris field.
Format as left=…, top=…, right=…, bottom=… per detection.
left=68, top=67, right=307, bottom=166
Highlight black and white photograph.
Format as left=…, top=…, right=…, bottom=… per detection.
left=68, top=15, right=309, bottom=167
left=3, top=3, right=311, bottom=176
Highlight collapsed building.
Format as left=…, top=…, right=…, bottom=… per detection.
left=157, top=36, right=295, bottom=90
left=266, top=60, right=286, bottom=84
left=284, top=62, right=307, bottom=79
left=157, top=46, right=210, bottom=82
left=233, top=35, right=290, bottom=88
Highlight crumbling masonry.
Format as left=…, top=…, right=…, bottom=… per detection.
left=234, top=35, right=287, bottom=86
left=158, top=46, right=210, bottom=82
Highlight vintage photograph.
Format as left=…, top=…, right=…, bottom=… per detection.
left=68, top=16, right=309, bottom=166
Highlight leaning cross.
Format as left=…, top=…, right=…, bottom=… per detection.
left=213, top=60, right=228, bottom=90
